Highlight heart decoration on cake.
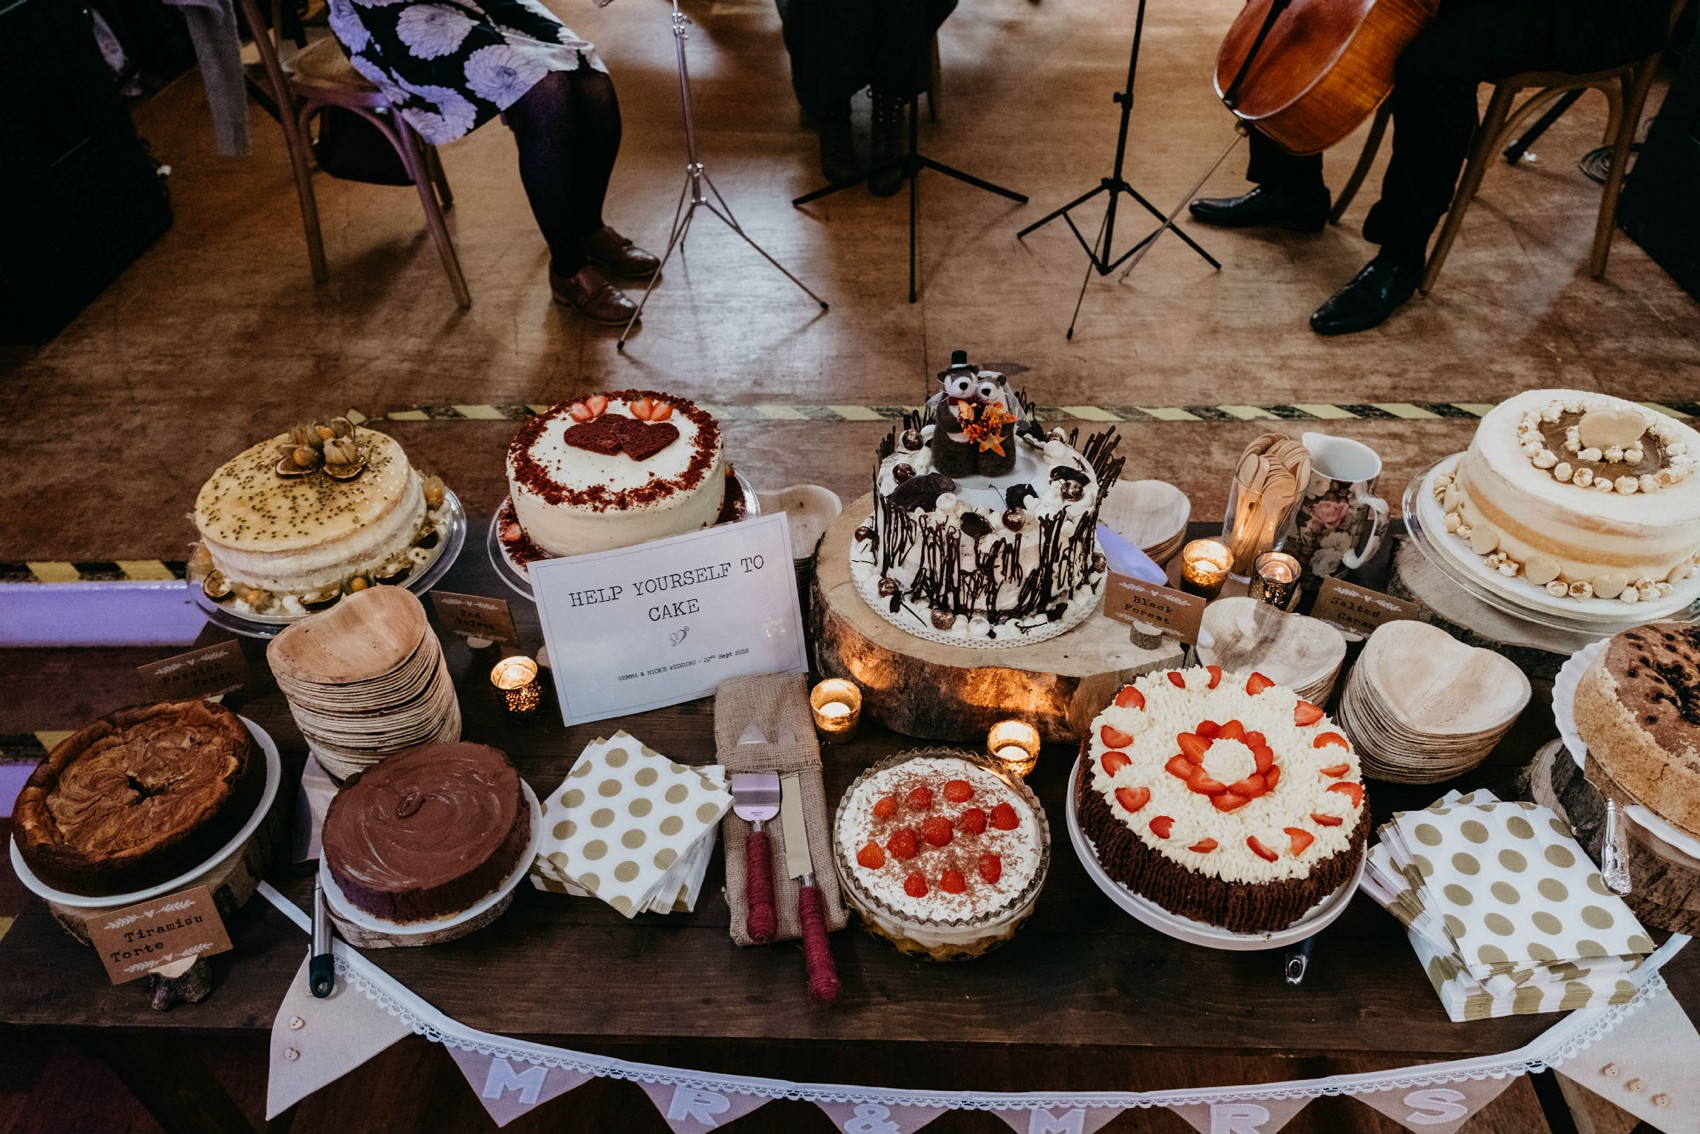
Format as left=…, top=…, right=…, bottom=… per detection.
left=563, top=415, right=681, bottom=462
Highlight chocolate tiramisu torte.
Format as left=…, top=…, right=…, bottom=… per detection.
left=322, top=742, right=532, bottom=923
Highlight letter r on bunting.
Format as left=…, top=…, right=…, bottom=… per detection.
left=669, top=1087, right=733, bottom=1126
left=1211, top=1103, right=1273, bottom=1134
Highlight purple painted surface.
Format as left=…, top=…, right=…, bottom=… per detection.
left=0, top=763, right=35, bottom=819
left=0, top=582, right=204, bottom=648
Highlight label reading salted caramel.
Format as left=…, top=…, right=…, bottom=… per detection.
left=431, top=591, right=520, bottom=645
left=85, top=884, right=233, bottom=985
left=1102, top=572, right=1206, bottom=644
left=1311, top=576, right=1426, bottom=637
left=138, top=640, right=250, bottom=702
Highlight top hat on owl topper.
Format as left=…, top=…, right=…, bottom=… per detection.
left=926, top=350, right=1030, bottom=477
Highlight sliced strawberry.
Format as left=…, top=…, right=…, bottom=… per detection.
left=1217, top=719, right=1246, bottom=743
left=1187, top=768, right=1228, bottom=794
left=1206, top=664, right=1223, bottom=689
left=1167, top=670, right=1186, bottom=688
left=1188, top=838, right=1219, bottom=853
left=1319, top=762, right=1351, bottom=778
left=586, top=394, right=608, bottom=417
left=1101, top=751, right=1131, bottom=777
left=569, top=401, right=594, bottom=423
left=1165, top=754, right=1195, bottom=781
left=1264, top=764, right=1281, bottom=790
left=631, top=396, right=654, bottom=420
left=1311, top=811, right=1345, bottom=827
left=1252, top=744, right=1275, bottom=775
left=903, top=871, right=928, bottom=898
left=1149, top=815, right=1174, bottom=839
left=990, top=801, right=1021, bottom=830
left=1115, top=786, right=1150, bottom=813
left=978, top=853, right=1002, bottom=884
left=1294, top=700, right=1325, bottom=727
left=941, top=868, right=967, bottom=894
left=873, top=795, right=899, bottom=819
left=1178, top=733, right=1211, bottom=764
left=1243, top=730, right=1267, bottom=749
left=1114, top=684, right=1146, bottom=710
left=1285, top=827, right=1315, bottom=856
left=856, top=841, right=885, bottom=869
left=906, top=785, right=934, bottom=811
left=1228, top=773, right=1266, bottom=797
left=1328, top=781, right=1364, bottom=807
left=1246, top=672, right=1276, bottom=695
left=958, top=807, right=987, bottom=834
left=1211, top=791, right=1250, bottom=812
left=1101, top=724, right=1135, bottom=749
left=1195, top=720, right=1221, bottom=739
left=943, top=779, right=973, bottom=803
left=1247, top=835, right=1279, bottom=862
left=921, top=816, right=954, bottom=847
left=1313, top=732, right=1348, bottom=750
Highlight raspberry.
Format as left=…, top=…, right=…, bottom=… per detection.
left=905, top=785, right=934, bottom=811
left=887, top=828, right=919, bottom=859
left=903, top=871, right=928, bottom=898
left=958, top=807, right=988, bottom=834
left=873, top=795, right=898, bottom=819
left=943, top=779, right=973, bottom=803
left=990, top=802, right=1020, bottom=830
left=856, top=841, right=885, bottom=869
left=921, top=816, right=954, bottom=847
left=977, top=853, right=1002, bottom=884
left=941, top=868, right=967, bottom=894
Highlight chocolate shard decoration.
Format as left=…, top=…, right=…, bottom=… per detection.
left=888, top=471, right=958, bottom=512
left=959, top=512, right=993, bottom=539
left=1005, top=483, right=1037, bottom=511
left=1050, top=466, right=1090, bottom=485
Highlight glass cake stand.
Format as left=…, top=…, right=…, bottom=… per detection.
left=1402, top=455, right=1700, bottom=636
left=189, top=489, right=467, bottom=639
left=488, top=469, right=760, bottom=601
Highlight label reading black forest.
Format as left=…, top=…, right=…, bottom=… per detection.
left=1102, top=572, right=1207, bottom=644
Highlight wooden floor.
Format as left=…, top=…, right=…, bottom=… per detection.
left=0, top=0, right=1692, bottom=1129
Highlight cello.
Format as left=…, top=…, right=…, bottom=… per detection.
left=1214, top=0, right=1439, bottom=155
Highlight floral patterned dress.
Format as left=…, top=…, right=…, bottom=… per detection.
left=326, top=0, right=606, bottom=144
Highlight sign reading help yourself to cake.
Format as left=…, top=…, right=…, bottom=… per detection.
left=530, top=514, right=807, bottom=725
left=85, top=884, right=233, bottom=984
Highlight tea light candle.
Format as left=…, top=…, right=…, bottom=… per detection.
left=490, top=655, right=542, bottom=722
left=809, top=678, right=862, bottom=744
left=1254, top=551, right=1301, bottom=609
left=988, top=720, right=1041, bottom=779
left=1180, top=538, right=1233, bottom=600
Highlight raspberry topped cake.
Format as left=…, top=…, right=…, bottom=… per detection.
left=835, top=750, right=1049, bottom=959
left=1077, top=666, right=1369, bottom=933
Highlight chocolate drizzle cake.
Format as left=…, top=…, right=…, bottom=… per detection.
left=14, top=700, right=264, bottom=896
left=322, top=742, right=532, bottom=923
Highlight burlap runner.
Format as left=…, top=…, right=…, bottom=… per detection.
left=716, top=673, right=849, bottom=945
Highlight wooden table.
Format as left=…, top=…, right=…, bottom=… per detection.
left=1, top=521, right=1691, bottom=1134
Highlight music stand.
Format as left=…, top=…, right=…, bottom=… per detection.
left=621, top=0, right=828, bottom=350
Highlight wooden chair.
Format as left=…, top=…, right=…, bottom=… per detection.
left=237, top=0, right=471, bottom=307
left=1329, top=2, right=1684, bottom=292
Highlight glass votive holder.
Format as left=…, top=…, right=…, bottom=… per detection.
left=490, top=655, right=543, bottom=724
left=988, top=720, right=1041, bottom=779
left=1179, top=538, right=1233, bottom=600
left=810, top=678, right=862, bottom=744
left=1253, top=551, right=1302, bottom=609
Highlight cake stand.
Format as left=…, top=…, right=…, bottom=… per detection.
left=318, top=780, right=543, bottom=949
left=191, top=489, right=467, bottom=639
left=9, top=717, right=286, bottom=943
left=488, top=469, right=760, bottom=601
left=1064, top=761, right=1364, bottom=951
left=813, top=495, right=1184, bottom=743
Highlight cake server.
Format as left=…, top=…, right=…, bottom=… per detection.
left=310, top=878, right=335, bottom=998
left=781, top=773, right=840, bottom=1005
left=731, top=771, right=781, bottom=943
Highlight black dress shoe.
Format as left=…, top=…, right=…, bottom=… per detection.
left=818, top=118, right=857, bottom=184
left=1309, top=255, right=1423, bottom=336
left=1189, top=185, right=1330, bottom=233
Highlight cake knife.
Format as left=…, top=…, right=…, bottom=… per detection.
left=780, top=773, right=840, bottom=1006
left=310, top=879, right=335, bottom=998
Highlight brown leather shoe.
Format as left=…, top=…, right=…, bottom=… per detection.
left=581, top=226, right=661, bottom=281
left=550, top=264, right=638, bottom=326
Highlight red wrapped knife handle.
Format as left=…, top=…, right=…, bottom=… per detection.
left=744, top=829, right=777, bottom=943
left=798, top=883, right=840, bottom=1006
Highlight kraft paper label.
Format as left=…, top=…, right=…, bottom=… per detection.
left=138, top=640, right=250, bottom=701
left=86, top=884, right=233, bottom=984
left=1311, top=576, right=1425, bottom=637
left=431, top=591, right=520, bottom=645
left=1102, top=572, right=1206, bottom=644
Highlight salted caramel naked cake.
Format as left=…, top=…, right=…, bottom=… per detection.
left=192, top=420, right=450, bottom=617
left=1434, top=390, right=1700, bottom=602
left=322, top=742, right=532, bottom=923
left=506, top=391, right=725, bottom=556
left=1078, top=666, right=1368, bottom=933
left=1575, top=623, right=1700, bottom=837
left=14, top=700, right=263, bottom=896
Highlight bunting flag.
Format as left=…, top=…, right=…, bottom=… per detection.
left=1554, top=985, right=1700, bottom=1134
left=1354, top=1079, right=1515, bottom=1134
left=265, top=957, right=412, bottom=1120
left=815, top=1100, right=947, bottom=1134
left=638, top=1081, right=771, bottom=1132
left=1169, top=1095, right=1313, bottom=1134
left=447, top=1048, right=593, bottom=1128
left=992, top=1104, right=1125, bottom=1134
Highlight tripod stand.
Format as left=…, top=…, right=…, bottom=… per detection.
left=621, top=0, right=828, bottom=350
left=1017, top=0, right=1225, bottom=338
left=790, top=11, right=1027, bottom=303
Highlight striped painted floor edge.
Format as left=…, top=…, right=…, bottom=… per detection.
left=0, top=732, right=65, bottom=761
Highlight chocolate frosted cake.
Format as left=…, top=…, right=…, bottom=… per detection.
left=14, top=700, right=263, bottom=896
left=1077, top=667, right=1369, bottom=933
left=322, top=742, right=532, bottom=923
left=1574, top=622, right=1700, bottom=837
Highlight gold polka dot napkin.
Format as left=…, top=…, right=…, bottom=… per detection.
left=530, top=732, right=731, bottom=918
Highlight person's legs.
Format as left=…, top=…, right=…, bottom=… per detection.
left=1190, top=128, right=1330, bottom=231
left=503, top=70, right=586, bottom=277
left=866, top=0, right=956, bottom=195
left=777, top=0, right=862, bottom=182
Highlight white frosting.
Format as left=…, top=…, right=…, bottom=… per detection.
left=1086, top=667, right=1364, bottom=883
left=507, top=396, right=725, bottom=556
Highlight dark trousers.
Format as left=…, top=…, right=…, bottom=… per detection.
left=776, top=0, right=957, bottom=122
left=1247, top=0, right=1656, bottom=259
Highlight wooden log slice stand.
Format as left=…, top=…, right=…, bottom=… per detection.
left=810, top=494, right=1184, bottom=743
left=325, top=887, right=518, bottom=950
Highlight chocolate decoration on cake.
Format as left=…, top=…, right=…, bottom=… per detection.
left=1005, top=483, right=1037, bottom=511
left=889, top=472, right=958, bottom=511
left=563, top=415, right=681, bottom=462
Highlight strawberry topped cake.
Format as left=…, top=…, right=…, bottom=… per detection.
left=835, top=750, right=1049, bottom=960
left=1077, top=666, right=1369, bottom=933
